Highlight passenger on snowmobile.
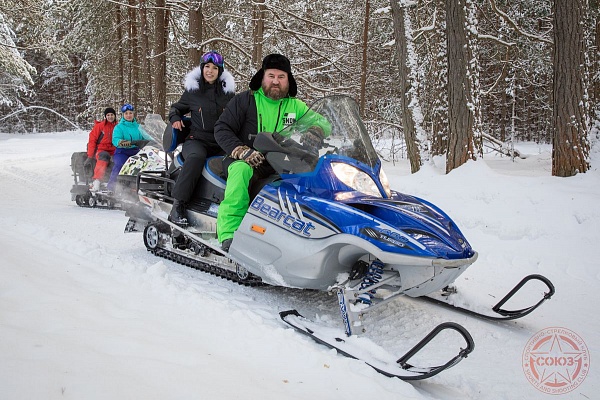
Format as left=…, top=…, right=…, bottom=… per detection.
left=107, top=103, right=152, bottom=191
left=167, top=51, right=236, bottom=226
left=71, top=113, right=167, bottom=209
left=85, top=107, right=117, bottom=192
left=214, top=53, right=331, bottom=251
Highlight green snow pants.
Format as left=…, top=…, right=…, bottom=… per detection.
left=217, top=161, right=254, bottom=243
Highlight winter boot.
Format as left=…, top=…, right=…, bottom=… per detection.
left=169, top=200, right=188, bottom=225
left=221, top=238, right=233, bottom=252
left=90, top=179, right=101, bottom=192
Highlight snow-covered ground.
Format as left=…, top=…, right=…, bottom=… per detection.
left=0, top=131, right=598, bottom=399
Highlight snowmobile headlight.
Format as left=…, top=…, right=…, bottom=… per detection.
left=379, top=168, right=392, bottom=198
left=332, top=162, right=382, bottom=197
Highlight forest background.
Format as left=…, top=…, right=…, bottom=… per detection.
left=1, top=0, right=598, bottom=176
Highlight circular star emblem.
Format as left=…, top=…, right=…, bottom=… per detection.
left=523, top=327, right=590, bottom=394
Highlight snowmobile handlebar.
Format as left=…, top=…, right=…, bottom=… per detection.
left=254, top=132, right=301, bottom=155
left=253, top=132, right=319, bottom=175
left=130, top=139, right=151, bottom=148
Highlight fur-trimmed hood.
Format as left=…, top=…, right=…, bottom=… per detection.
left=183, top=66, right=235, bottom=94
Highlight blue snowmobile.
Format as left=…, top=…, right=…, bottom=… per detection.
left=126, top=95, right=555, bottom=380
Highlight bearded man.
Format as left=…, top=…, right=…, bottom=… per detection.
left=214, top=54, right=330, bottom=251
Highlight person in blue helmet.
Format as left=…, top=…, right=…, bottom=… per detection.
left=106, top=103, right=151, bottom=192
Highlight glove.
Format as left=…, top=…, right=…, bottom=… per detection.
left=83, top=157, right=93, bottom=167
left=302, top=127, right=324, bottom=149
left=231, top=145, right=250, bottom=159
left=231, top=145, right=265, bottom=168
left=119, top=140, right=132, bottom=148
left=243, top=149, right=265, bottom=168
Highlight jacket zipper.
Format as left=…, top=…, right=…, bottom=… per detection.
left=199, top=107, right=205, bottom=129
left=273, top=102, right=283, bottom=133
left=258, top=101, right=285, bottom=133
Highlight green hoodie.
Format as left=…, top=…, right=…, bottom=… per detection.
left=253, top=88, right=331, bottom=137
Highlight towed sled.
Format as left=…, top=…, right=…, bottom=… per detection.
left=125, top=96, right=555, bottom=380
left=70, top=115, right=167, bottom=209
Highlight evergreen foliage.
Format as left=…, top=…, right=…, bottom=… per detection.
left=0, top=0, right=596, bottom=174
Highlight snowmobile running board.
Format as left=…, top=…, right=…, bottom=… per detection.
left=421, top=274, right=555, bottom=321
left=280, top=310, right=474, bottom=380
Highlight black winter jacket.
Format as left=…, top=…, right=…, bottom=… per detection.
left=214, top=90, right=259, bottom=155
left=169, top=68, right=235, bottom=145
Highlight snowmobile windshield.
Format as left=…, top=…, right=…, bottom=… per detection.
left=276, top=95, right=380, bottom=169
left=142, top=114, right=167, bottom=147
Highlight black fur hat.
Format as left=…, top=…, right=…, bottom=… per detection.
left=104, top=107, right=116, bottom=117
left=249, top=54, right=297, bottom=97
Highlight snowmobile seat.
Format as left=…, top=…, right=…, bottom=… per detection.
left=189, top=156, right=226, bottom=203
left=71, top=151, right=115, bottom=181
left=71, top=151, right=92, bottom=180
left=163, top=118, right=190, bottom=153
left=206, top=156, right=226, bottom=185
left=163, top=118, right=191, bottom=170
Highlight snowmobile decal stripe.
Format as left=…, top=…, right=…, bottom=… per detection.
left=277, top=189, right=286, bottom=212
left=260, top=190, right=341, bottom=233
left=284, top=193, right=294, bottom=216
left=295, top=198, right=305, bottom=220
left=250, top=196, right=317, bottom=237
left=362, top=199, right=449, bottom=235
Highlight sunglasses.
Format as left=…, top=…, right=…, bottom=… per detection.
left=121, top=103, right=134, bottom=112
left=201, top=51, right=224, bottom=67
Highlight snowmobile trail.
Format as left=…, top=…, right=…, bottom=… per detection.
left=1, top=131, right=598, bottom=399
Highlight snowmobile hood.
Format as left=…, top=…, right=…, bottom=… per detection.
left=340, top=193, right=474, bottom=260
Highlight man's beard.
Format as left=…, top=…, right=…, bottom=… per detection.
left=262, top=82, right=289, bottom=100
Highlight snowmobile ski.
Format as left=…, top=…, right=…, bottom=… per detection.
left=280, top=310, right=474, bottom=380
left=420, top=274, right=555, bottom=321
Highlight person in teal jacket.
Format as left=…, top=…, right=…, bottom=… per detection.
left=106, top=103, right=152, bottom=191
left=214, top=54, right=331, bottom=252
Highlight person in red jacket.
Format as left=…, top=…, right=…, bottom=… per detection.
left=85, top=107, right=117, bottom=191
